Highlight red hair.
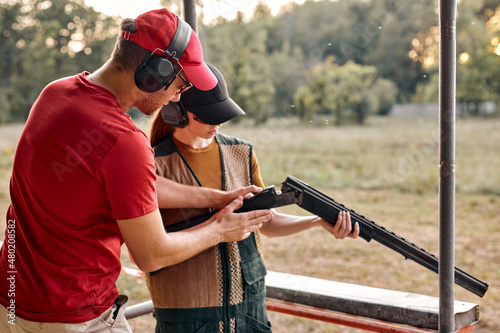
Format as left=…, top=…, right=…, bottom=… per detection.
left=150, top=110, right=175, bottom=147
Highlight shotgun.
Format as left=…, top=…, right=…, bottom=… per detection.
left=164, top=175, right=489, bottom=297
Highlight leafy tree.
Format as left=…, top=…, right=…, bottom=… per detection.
left=361, top=0, right=437, bottom=102
left=368, top=78, right=398, bottom=116
left=412, top=67, right=438, bottom=103
left=267, top=41, right=306, bottom=116
left=294, top=56, right=383, bottom=125
left=456, top=0, right=500, bottom=114
left=293, top=84, right=318, bottom=121
left=411, top=0, right=500, bottom=113
left=2, top=0, right=497, bottom=124
left=203, top=11, right=275, bottom=124
left=269, top=0, right=437, bottom=103
left=269, top=0, right=357, bottom=65
left=0, top=0, right=118, bottom=122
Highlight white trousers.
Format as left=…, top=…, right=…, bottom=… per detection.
left=0, top=295, right=133, bottom=333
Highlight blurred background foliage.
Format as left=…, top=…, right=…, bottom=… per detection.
left=0, top=0, right=499, bottom=125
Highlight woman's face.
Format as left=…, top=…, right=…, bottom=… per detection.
left=186, top=111, right=221, bottom=139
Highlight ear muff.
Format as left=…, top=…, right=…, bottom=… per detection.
left=160, top=102, right=188, bottom=128
left=134, top=55, right=176, bottom=93
left=134, top=17, right=192, bottom=93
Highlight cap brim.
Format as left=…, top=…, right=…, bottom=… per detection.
left=188, top=96, right=245, bottom=125
left=182, top=62, right=218, bottom=91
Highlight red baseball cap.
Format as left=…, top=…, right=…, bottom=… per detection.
left=121, top=8, right=217, bottom=91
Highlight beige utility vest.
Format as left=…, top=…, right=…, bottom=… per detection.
left=146, top=133, right=265, bottom=313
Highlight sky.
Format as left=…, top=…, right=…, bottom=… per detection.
left=83, top=0, right=305, bottom=22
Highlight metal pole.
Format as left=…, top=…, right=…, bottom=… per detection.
left=438, top=0, right=457, bottom=332
left=124, top=300, right=153, bottom=319
left=183, top=0, right=198, bottom=33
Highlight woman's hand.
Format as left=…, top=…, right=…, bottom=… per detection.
left=320, top=211, right=360, bottom=239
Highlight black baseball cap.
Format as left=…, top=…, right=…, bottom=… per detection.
left=180, top=64, right=245, bottom=125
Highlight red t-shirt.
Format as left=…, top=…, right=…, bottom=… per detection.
left=0, top=73, right=158, bottom=323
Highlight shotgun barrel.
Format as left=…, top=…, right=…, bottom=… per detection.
left=281, top=175, right=488, bottom=298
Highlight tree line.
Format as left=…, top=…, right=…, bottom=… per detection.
left=1, top=0, right=499, bottom=125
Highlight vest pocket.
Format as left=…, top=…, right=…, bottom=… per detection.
left=236, top=313, right=272, bottom=333
left=241, top=254, right=267, bottom=284
left=240, top=254, right=267, bottom=299
left=240, top=253, right=271, bottom=330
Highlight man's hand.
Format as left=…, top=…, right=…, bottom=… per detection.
left=207, top=196, right=273, bottom=243
left=320, top=211, right=360, bottom=239
left=210, top=185, right=262, bottom=210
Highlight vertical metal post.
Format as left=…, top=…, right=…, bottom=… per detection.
left=438, top=0, right=457, bottom=332
left=183, top=0, right=198, bottom=33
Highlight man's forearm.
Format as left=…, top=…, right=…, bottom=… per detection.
left=156, top=176, right=262, bottom=210
left=156, top=176, right=221, bottom=209
left=120, top=202, right=273, bottom=273
left=119, top=210, right=222, bottom=273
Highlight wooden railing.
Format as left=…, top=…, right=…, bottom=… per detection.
left=124, top=270, right=479, bottom=332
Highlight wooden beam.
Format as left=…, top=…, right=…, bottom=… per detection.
left=266, top=271, right=479, bottom=331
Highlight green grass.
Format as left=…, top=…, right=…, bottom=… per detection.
left=1, top=117, right=499, bottom=332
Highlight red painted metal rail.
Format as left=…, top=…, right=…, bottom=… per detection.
left=118, top=266, right=478, bottom=332
left=266, top=298, right=473, bottom=333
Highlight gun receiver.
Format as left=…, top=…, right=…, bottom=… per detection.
left=153, top=187, right=300, bottom=276
left=165, top=186, right=301, bottom=232
left=281, top=175, right=488, bottom=298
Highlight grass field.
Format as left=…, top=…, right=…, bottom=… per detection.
left=0, top=116, right=498, bottom=332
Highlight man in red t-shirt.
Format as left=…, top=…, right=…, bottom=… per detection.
left=0, top=8, right=272, bottom=332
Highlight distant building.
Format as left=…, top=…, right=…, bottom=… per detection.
left=390, top=102, right=496, bottom=117
left=390, top=103, right=439, bottom=117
